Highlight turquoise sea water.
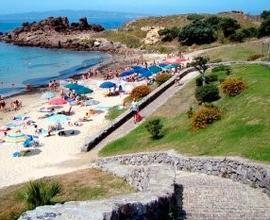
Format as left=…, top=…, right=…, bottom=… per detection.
left=0, top=11, right=142, bottom=96
left=0, top=42, right=108, bottom=96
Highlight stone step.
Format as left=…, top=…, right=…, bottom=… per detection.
left=176, top=172, right=270, bottom=220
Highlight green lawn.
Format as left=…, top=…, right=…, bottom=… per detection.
left=202, top=40, right=266, bottom=62
left=100, top=64, right=270, bottom=162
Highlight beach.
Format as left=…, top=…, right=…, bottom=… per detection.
left=0, top=52, right=166, bottom=188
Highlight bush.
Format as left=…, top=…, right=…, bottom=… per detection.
left=230, top=30, right=246, bottom=42
left=187, top=14, right=205, bottom=21
left=155, top=73, right=172, bottom=85
left=18, top=180, right=61, bottom=209
left=196, top=74, right=218, bottom=87
left=212, top=65, right=231, bottom=75
left=192, top=106, right=222, bottom=130
left=130, top=85, right=151, bottom=100
left=145, top=119, right=163, bottom=139
left=247, top=54, right=264, bottom=61
left=221, top=77, right=246, bottom=97
left=195, top=84, right=220, bottom=103
left=186, top=107, right=194, bottom=118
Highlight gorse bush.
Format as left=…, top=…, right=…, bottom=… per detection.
left=145, top=118, right=164, bottom=139
left=192, top=106, right=222, bottom=130
left=19, top=180, right=61, bottom=209
left=221, top=77, right=246, bottom=97
left=155, top=73, right=172, bottom=85
left=195, top=84, right=220, bottom=103
left=195, top=74, right=218, bottom=87
left=130, top=85, right=151, bottom=100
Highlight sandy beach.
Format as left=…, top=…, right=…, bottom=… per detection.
left=0, top=53, right=166, bottom=188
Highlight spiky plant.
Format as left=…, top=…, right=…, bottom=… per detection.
left=20, top=180, right=61, bottom=209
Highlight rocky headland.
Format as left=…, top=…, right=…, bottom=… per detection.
left=0, top=16, right=128, bottom=53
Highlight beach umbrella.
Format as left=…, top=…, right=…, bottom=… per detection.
left=163, top=64, right=179, bottom=70
left=41, top=91, right=55, bottom=100
left=4, top=130, right=28, bottom=144
left=119, top=69, right=135, bottom=78
left=158, top=63, right=168, bottom=67
left=48, top=97, right=67, bottom=105
left=99, top=81, right=116, bottom=89
left=73, top=85, right=93, bottom=95
left=65, top=83, right=79, bottom=90
left=148, top=65, right=162, bottom=74
left=48, top=114, right=70, bottom=124
left=133, top=67, right=152, bottom=78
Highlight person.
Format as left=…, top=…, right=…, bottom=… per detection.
left=130, top=99, right=142, bottom=124
left=0, top=96, right=5, bottom=110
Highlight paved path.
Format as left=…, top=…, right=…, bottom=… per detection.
left=176, top=171, right=270, bottom=220
left=90, top=71, right=199, bottom=155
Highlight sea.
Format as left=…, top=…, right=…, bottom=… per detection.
left=0, top=10, right=143, bottom=96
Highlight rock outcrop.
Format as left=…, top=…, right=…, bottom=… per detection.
left=0, top=17, right=126, bottom=53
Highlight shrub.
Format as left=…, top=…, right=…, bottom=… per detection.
left=186, top=107, right=194, bottom=118
left=130, top=85, right=151, bottom=100
left=221, top=77, right=246, bottom=97
left=230, top=30, right=246, bottom=42
left=212, top=65, right=231, bottom=75
left=19, top=180, right=61, bottom=209
left=145, top=118, right=163, bottom=139
left=192, top=106, right=222, bottom=130
left=155, top=73, right=172, bottom=85
left=196, top=74, right=218, bottom=87
left=247, top=54, right=264, bottom=61
left=195, top=84, right=220, bottom=103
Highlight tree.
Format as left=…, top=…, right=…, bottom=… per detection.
left=258, top=17, right=270, bottom=37
left=190, top=56, right=209, bottom=86
left=261, top=10, right=270, bottom=20
left=178, top=20, right=216, bottom=45
left=219, top=18, right=240, bottom=37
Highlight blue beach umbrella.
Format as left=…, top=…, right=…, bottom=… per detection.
left=133, top=67, right=153, bottom=78
left=41, top=91, right=55, bottom=100
left=119, top=69, right=135, bottom=78
left=163, top=64, right=179, bottom=70
left=48, top=114, right=70, bottom=124
left=148, top=65, right=162, bottom=74
left=65, top=84, right=93, bottom=95
left=74, top=86, right=93, bottom=95
left=4, top=130, right=28, bottom=143
left=158, top=63, right=168, bottom=67
left=99, top=81, right=116, bottom=89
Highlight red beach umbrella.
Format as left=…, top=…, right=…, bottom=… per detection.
left=48, top=97, right=67, bottom=105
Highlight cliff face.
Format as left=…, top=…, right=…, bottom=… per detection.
left=0, top=17, right=126, bottom=53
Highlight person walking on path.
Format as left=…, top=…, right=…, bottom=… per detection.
left=130, top=99, right=142, bottom=124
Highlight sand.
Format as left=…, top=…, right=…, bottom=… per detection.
left=0, top=77, right=149, bottom=188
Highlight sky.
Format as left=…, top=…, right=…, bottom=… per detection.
left=0, top=0, right=269, bottom=15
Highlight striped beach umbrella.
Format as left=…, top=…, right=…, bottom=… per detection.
left=4, top=130, right=28, bottom=143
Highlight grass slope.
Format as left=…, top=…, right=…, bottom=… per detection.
left=0, top=169, right=134, bottom=220
left=202, top=40, right=266, bottom=62
left=100, top=64, right=270, bottom=162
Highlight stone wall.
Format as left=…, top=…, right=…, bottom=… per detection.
left=19, top=164, right=184, bottom=220
left=97, top=151, right=270, bottom=196
left=81, top=67, right=195, bottom=152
